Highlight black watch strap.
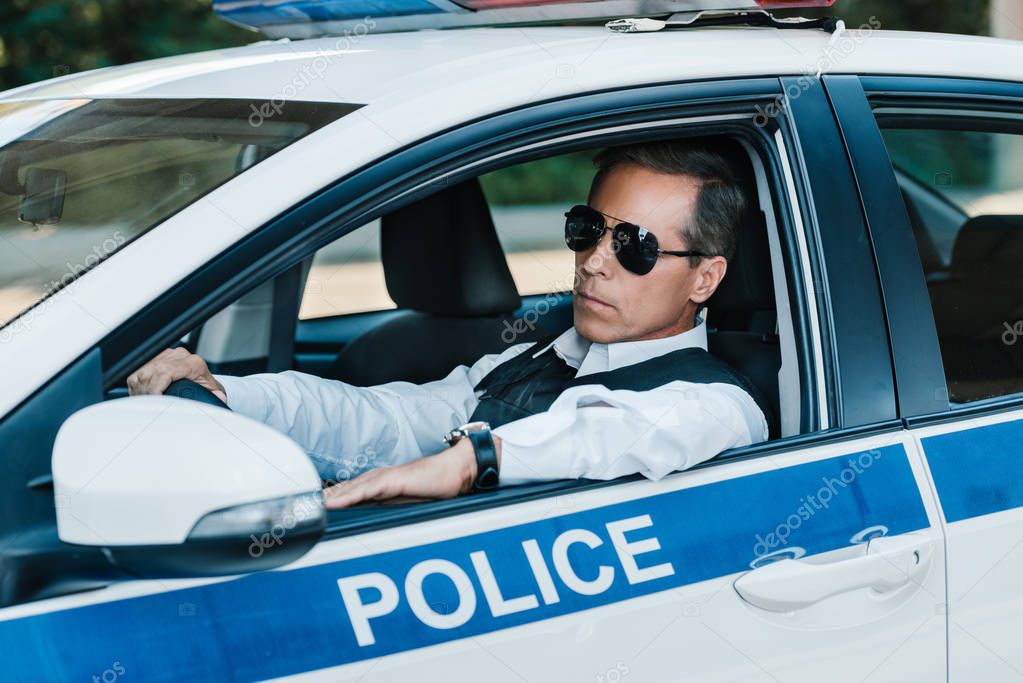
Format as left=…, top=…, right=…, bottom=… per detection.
left=466, top=428, right=500, bottom=492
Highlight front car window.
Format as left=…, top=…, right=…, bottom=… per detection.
left=298, top=152, right=594, bottom=320
left=481, top=152, right=592, bottom=296
left=880, top=118, right=1023, bottom=403
left=0, top=98, right=356, bottom=330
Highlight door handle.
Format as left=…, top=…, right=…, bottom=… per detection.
left=734, top=533, right=933, bottom=613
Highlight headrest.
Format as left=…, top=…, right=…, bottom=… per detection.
left=950, top=215, right=1023, bottom=291
left=381, top=179, right=521, bottom=316
left=706, top=209, right=775, bottom=314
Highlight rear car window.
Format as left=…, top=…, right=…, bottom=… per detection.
left=881, top=121, right=1023, bottom=403
left=0, top=98, right=357, bottom=331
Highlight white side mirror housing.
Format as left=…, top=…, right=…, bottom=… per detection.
left=53, top=396, right=324, bottom=576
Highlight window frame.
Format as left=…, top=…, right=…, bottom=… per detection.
left=0, top=76, right=902, bottom=603
left=99, top=79, right=866, bottom=524
left=97, top=78, right=859, bottom=533
left=850, top=75, right=1023, bottom=427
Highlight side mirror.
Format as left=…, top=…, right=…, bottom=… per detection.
left=53, top=396, right=324, bottom=578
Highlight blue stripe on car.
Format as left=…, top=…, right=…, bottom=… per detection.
left=922, top=418, right=1023, bottom=523
left=0, top=444, right=927, bottom=682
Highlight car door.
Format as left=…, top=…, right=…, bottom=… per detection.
left=0, top=78, right=948, bottom=682
left=830, top=74, right=1023, bottom=681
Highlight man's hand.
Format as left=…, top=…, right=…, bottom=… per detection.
left=323, top=436, right=502, bottom=509
left=127, top=347, right=227, bottom=403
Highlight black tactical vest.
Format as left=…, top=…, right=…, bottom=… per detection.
left=469, top=337, right=774, bottom=435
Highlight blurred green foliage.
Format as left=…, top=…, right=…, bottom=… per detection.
left=779, top=0, right=989, bottom=35
left=881, top=128, right=994, bottom=190
left=480, top=151, right=596, bottom=205
left=0, top=0, right=256, bottom=91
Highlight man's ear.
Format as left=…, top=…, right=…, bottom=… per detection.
left=689, top=256, right=728, bottom=305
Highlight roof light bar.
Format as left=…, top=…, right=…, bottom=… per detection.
left=213, top=0, right=838, bottom=38
left=214, top=0, right=443, bottom=28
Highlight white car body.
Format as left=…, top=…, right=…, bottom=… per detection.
left=1, top=10, right=1022, bottom=682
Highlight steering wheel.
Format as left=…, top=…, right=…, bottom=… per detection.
left=164, top=378, right=230, bottom=410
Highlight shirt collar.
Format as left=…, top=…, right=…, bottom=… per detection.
left=531, top=310, right=708, bottom=377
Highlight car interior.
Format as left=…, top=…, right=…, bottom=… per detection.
left=117, top=133, right=810, bottom=480
left=895, top=171, right=1023, bottom=404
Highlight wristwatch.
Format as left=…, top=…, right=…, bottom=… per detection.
left=443, top=421, right=500, bottom=492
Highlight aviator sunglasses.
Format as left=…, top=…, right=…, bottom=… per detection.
left=564, top=204, right=708, bottom=275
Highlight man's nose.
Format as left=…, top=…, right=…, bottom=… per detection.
left=580, top=229, right=617, bottom=278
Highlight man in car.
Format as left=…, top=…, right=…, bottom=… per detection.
left=127, top=141, right=770, bottom=508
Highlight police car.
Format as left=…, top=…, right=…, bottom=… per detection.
left=1, top=0, right=1022, bottom=680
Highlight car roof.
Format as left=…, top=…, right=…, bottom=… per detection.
left=3, top=26, right=1022, bottom=111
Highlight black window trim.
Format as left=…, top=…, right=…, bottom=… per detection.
left=822, top=75, right=949, bottom=421
left=856, top=75, right=1023, bottom=428
left=780, top=76, right=898, bottom=430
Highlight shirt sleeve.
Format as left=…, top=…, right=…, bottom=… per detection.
left=214, top=343, right=531, bottom=480
left=494, top=381, right=769, bottom=484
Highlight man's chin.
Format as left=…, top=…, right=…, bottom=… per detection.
left=573, top=311, right=624, bottom=345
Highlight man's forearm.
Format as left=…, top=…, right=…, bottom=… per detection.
left=216, top=369, right=480, bottom=480
left=494, top=381, right=763, bottom=484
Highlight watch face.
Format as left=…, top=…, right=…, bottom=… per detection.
left=462, top=421, right=490, bottom=433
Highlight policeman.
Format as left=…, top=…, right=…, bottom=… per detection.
left=127, top=141, right=769, bottom=507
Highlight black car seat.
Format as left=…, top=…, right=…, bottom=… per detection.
left=674, top=137, right=781, bottom=440
left=706, top=204, right=782, bottom=440
left=928, top=214, right=1023, bottom=402
left=327, top=179, right=549, bottom=385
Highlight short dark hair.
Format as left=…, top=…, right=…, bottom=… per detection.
left=588, top=141, right=746, bottom=265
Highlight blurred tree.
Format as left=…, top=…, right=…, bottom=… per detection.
left=0, top=0, right=257, bottom=91
left=778, top=0, right=989, bottom=34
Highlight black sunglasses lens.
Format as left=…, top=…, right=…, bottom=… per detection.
left=612, top=223, right=658, bottom=275
left=564, top=205, right=604, bottom=251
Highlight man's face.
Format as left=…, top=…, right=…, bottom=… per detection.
left=573, top=163, right=728, bottom=344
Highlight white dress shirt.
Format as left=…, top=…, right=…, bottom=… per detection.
left=215, top=316, right=768, bottom=485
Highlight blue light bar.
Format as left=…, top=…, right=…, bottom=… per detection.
left=213, top=0, right=444, bottom=28
left=214, top=0, right=755, bottom=37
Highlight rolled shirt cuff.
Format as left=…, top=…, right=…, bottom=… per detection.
left=213, top=374, right=271, bottom=423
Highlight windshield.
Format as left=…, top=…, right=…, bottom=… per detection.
left=0, top=97, right=358, bottom=331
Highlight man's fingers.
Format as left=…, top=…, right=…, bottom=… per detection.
left=125, top=348, right=220, bottom=398
left=324, top=481, right=367, bottom=509
left=149, top=371, right=176, bottom=396
left=128, top=366, right=153, bottom=395
left=324, top=471, right=395, bottom=509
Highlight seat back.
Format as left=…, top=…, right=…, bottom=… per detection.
left=706, top=206, right=781, bottom=439
left=328, top=179, right=547, bottom=385
left=929, top=214, right=1023, bottom=401
left=699, top=136, right=781, bottom=438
